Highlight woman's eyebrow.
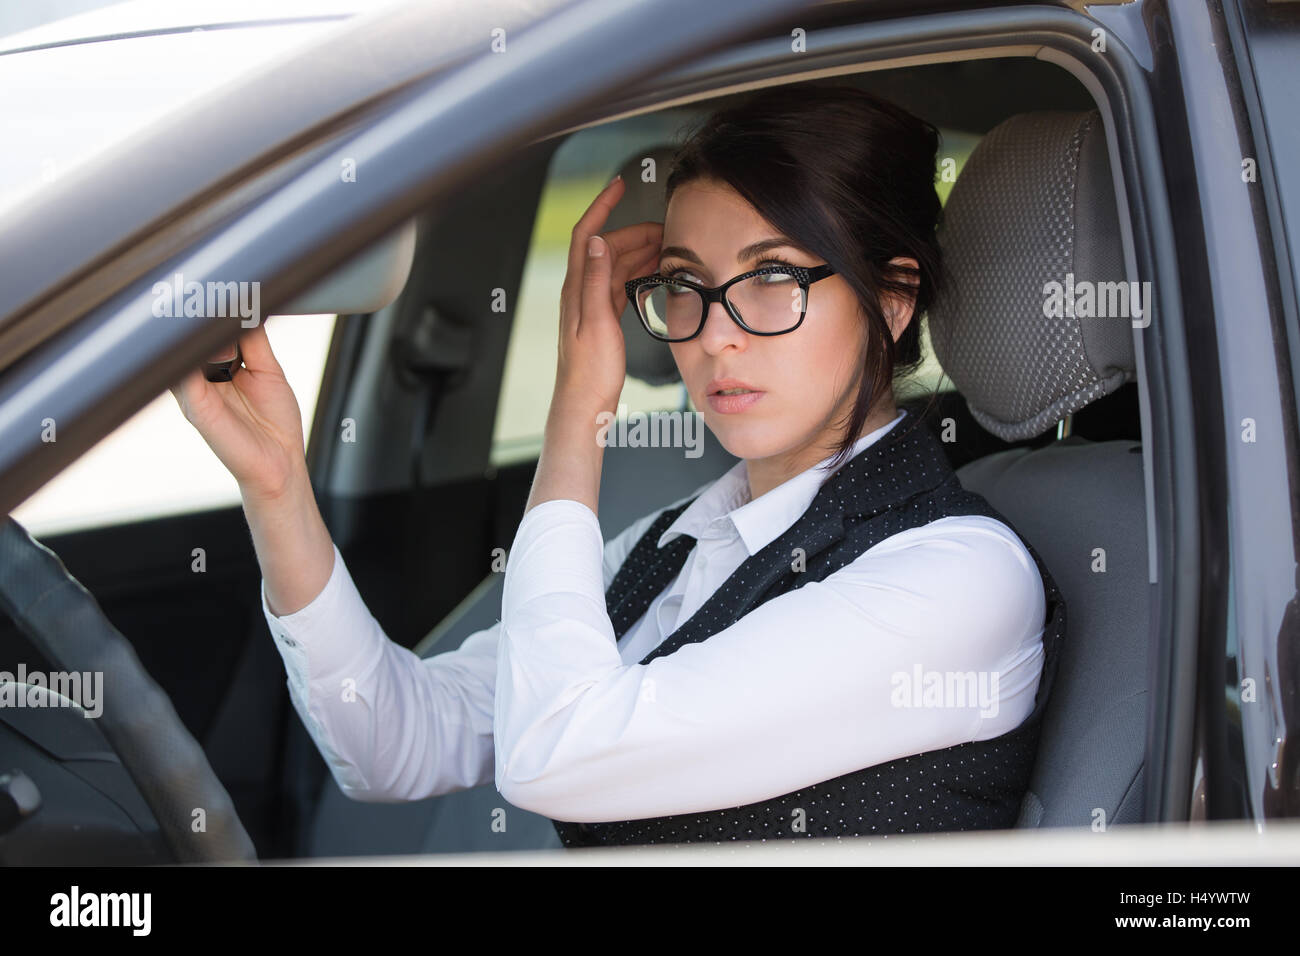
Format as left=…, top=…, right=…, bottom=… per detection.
left=659, top=236, right=801, bottom=266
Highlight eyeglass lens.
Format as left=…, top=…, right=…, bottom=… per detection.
left=637, top=272, right=808, bottom=339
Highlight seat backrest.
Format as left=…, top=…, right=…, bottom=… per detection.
left=929, top=110, right=1147, bottom=827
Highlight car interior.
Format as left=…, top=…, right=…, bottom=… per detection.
left=0, top=53, right=1152, bottom=862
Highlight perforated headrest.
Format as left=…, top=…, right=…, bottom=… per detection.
left=928, top=111, right=1137, bottom=441
left=603, top=144, right=682, bottom=386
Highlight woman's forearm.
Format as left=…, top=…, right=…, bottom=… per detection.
left=240, top=463, right=336, bottom=617
left=523, top=397, right=607, bottom=519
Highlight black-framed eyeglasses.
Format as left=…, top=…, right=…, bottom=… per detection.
left=625, top=263, right=837, bottom=342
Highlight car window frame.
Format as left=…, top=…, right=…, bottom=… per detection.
left=0, top=1, right=1212, bottom=841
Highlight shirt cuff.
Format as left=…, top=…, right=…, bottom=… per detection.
left=261, top=542, right=383, bottom=684
left=503, top=498, right=607, bottom=614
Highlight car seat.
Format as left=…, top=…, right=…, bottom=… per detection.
left=928, top=109, right=1149, bottom=828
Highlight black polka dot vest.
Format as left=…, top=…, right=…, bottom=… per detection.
left=548, top=408, right=1066, bottom=848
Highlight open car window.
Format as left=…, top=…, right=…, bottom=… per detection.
left=492, top=113, right=693, bottom=466
left=10, top=314, right=336, bottom=535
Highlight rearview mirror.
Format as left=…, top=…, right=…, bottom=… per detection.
left=276, top=219, right=417, bottom=316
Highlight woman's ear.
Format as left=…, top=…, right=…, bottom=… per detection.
left=882, top=256, right=920, bottom=343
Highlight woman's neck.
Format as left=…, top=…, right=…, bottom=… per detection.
left=744, top=398, right=900, bottom=501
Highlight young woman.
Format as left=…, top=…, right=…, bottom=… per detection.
left=173, top=83, right=1061, bottom=848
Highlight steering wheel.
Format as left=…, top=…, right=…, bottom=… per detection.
left=0, top=515, right=257, bottom=864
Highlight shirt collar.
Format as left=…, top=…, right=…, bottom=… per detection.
left=657, top=410, right=907, bottom=555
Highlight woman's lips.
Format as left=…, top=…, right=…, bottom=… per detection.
left=706, top=390, right=764, bottom=414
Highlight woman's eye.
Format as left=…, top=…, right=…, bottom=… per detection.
left=661, top=260, right=799, bottom=287
left=756, top=261, right=797, bottom=283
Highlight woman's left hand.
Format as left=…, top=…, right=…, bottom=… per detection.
left=523, top=176, right=663, bottom=518
left=554, top=175, right=664, bottom=418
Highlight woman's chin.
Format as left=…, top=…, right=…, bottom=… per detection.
left=706, top=418, right=784, bottom=462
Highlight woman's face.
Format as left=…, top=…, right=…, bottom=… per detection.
left=660, top=178, right=872, bottom=479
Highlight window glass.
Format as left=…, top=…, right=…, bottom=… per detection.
left=11, top=314, right=337, bottom=535
left=492, top=113, right=696, bottom=466
left=0, top=0, right=125, bottom=39
left=896, top=127, right=980, bottom=401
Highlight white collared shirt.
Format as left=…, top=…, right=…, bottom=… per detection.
left=263, top=412, right=1046, bottom=821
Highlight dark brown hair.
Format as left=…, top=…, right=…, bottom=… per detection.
left=665, top=81, right=945, bottom=479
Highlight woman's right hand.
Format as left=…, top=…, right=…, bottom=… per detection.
left=170, top=321, right=307, bottom=502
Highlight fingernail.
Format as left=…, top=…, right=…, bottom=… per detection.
left=607, top=173, right=622, bottom=187
left=587, top=236, right=605, bottom=257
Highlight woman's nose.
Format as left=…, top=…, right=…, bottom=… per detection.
left=696, top=300, right=747, bottom=353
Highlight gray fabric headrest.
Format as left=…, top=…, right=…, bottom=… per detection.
left=928, top=110, right=1136, bottom=441
left=603, top=144, right=682, bottom=386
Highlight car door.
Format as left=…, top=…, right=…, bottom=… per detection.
left=10, top=0, right=1291, bottom=865
left=0, top=0, right=812, bottom=864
